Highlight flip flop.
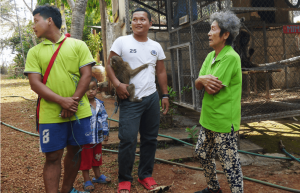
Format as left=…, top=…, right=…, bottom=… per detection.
left=118, top=181, right=131, bottom=193
left=92, top=174, right=111, bottom=184
left=82, top=181, right=94, bottom=192
left=138, top=177, right=157, bottom=190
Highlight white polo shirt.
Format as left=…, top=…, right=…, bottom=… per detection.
left=110, top=34, right=166, bottom=99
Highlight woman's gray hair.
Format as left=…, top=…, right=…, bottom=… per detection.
left=209, top=11, right=241, bottom=45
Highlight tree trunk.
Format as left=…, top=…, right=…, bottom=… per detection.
left=60, top=3, right=67, bottom=34
left=99, top=0, right=110, bottom=91
left=13, top=0, right=26, bottom=66
left=67, top=0, right=75, bottom=11
left=70, top=0, right=88, bottom=39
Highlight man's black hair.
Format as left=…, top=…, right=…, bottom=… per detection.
left=219, top=28, right=234, bottom=45
left=132, top=8, right=152, bottom=22
left=91, top=77, right=98, bottom=84
left=33, top=5, right=62, bottom=29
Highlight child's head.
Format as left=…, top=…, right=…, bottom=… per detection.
left=86, top=77, right=98, bottom=100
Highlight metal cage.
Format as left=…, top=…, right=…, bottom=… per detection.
left=166, top=0, right=300, bottom=123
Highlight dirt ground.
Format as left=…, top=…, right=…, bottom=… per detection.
left=1, top=77, right=300, bottom=193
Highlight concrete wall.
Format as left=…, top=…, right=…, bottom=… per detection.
left=148, top=31, right=172, bottom=73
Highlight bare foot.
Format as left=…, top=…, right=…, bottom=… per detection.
left=105, top=176, right=111, bottom=182
left=84, top=185, right=94, bottom=191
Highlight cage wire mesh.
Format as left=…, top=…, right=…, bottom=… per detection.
left=167, top=0, right=300, bottom=123
left=128, top=0, right=167, bottom=30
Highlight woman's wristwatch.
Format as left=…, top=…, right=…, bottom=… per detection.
left=162, top=94, right=170, bottom=99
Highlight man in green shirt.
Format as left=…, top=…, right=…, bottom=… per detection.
left=194, top=11, right=243, bottom=193
left=24, top=5, right=94, bottom=193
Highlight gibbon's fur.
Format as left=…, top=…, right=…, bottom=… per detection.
left=110, top=56, right=148, bottom=102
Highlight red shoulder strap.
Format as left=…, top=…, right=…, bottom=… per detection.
left=36, top=35, right=68, bottom=132
left=42, top=36, right=67, bottom=84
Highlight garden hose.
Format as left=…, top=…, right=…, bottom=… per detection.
left=106, top=118, right=300, bottom=161
left=280, top=140, right=300, bottom=163
left=1, top=95, right=36, bottom=102
left=2, top=121, right=300, bottom=192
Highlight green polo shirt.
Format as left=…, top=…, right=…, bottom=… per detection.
left=24, top=35, right=95, bottom=124
left=199, top=45, right=242, bottom=133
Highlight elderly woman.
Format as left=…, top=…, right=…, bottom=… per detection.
left=194, top=11, right=243, bottom=193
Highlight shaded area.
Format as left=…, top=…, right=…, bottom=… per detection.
left=240, top=119, right=300, bottom=155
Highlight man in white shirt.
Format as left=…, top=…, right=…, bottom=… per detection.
left=106, top=7, right=169, bottom=193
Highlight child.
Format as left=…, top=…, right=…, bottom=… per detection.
left=80, top=77, right=111, bottom=192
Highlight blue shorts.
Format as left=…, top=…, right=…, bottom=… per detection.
left=39, top=117, right=92, bottom=153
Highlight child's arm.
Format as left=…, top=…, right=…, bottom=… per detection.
left=99, top=103, right=109, bottom=140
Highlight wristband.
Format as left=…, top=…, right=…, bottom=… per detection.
left=162, top=94, right=170, bottom=99
left=116, top=83, right=121, bottom=88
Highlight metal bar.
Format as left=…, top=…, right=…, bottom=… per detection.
left=177, top=49, right=182, bottom=103
left=263, top=22, right=268, bottom=63
left=165, top=0, right=168, bottom=30
left=254, top=74, right=257, bottom=94
left=188, top=43, right=196, bottom=109
left=246, top=73, right=251, bottom=96
left=188, top=0, right=197, bottom=109
left=169, top=23, right=191, bottom=34
left=263, top=21, right=270, bottom=99
left=131, top=0, right=167, bottom=16
left=170, top=49, right=177, bottom=96
left=167, top=42, right=190, bottom=50
left=158, top=0, right=160, bottom=29
left=265, top=72, right=270, bottom=99
left=241, top=110, right=300, bottom=123
left=179, top=48, right=185, bottom=103
left=283, top=33, right=289, bottom=89
left=230, top=7, right=300, bottom=12
left=125, top=0, right=130, bottom=35
left=172, top=101, right=194, bottom=110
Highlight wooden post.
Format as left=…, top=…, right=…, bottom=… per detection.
left=263, top=22, right=270, bottom=99
left=99, top=0, right=110, bottom=93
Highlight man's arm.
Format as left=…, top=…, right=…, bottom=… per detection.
left=28, top=73, right=79, bottom=112
left=155, top=60, right=169, bottom=115
left=195, top=75, right=223, bottom=95
left=61, top=64, right=92, bottom=118
left=106, top=51, right=129, bottom=99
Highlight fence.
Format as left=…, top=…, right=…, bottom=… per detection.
left=166, top=0, right=300, bottom=123
left=126, top=0, right=168, bottom=33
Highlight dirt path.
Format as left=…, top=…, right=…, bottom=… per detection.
left=1, top=78, right=300, bottom=192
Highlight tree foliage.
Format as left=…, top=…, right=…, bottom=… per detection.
left=6, top=21, right=42, bottom=66
left=86, top=32, right=102, bottom=59
left=0, top=0, right=15, bottom=26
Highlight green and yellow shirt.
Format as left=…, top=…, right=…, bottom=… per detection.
left=24, top=35, right=95, bottom=124
left=199, top=45, right=242, bottom=133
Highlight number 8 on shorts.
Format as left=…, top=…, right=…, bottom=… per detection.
left=43, top=129, right=50, bottom=144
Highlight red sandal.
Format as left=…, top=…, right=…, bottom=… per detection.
left=138, top=177, right=157, bottom=190
left=118, top=181, right=131, bottom=193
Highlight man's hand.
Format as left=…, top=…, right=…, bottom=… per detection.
left=59, top=97, right=79, bottom=112
left=116, top=83, right=130, bottom=100
left=197, top=75, right=223, bottom=95
left=60, top=109, right=75, bottom=118
left=161, top=98, right=169, bottom=115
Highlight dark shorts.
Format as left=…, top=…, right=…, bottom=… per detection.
left=39, top=117, right=92, bottom=153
